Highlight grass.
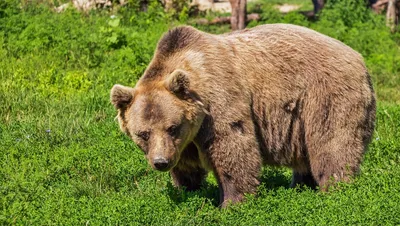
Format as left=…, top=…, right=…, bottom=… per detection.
left=1, top=102, right=400, bottom=224
left=1, top=0, right=400, bottom=224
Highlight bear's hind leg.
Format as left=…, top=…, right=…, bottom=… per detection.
left=304, top=89, right=372, bottom=191
left=309, top=145, right=362, bottom=191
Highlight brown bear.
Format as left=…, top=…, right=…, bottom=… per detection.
left=110, top=24, right=376, bottom=207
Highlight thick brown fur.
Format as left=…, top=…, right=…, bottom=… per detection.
left=111, top=24, right=376, bottom=207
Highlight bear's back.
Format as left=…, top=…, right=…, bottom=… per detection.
left=219, top=23, right=365, bottom=80
left=211, top=24, right=370, bottom=101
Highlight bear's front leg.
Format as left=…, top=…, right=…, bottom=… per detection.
left=207, top=127, right=262, bottom=207
left=170, top=142, right=207, bottom=191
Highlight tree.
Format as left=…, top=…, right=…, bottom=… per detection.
left=312, top=0, right=324, bottom=15
left=229, top=0, right=246, bottom=30
left=386, top=0, right=399, bottom=31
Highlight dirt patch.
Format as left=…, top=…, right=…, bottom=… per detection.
left=274, top=3, right=301, bottom=13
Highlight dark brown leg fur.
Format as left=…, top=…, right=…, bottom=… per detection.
left=290, top=170, right=318, bottom=189
left=194, top=114, right=262, bottom=207
left=310, top=153, right=355, bottom=191
left=171, top=167, right=206, bottom=191
left=170, top=142, right=206, bottom=191
left=309, top=145, right=361, bottom=191
left=208, top=132, right=262, bottom=207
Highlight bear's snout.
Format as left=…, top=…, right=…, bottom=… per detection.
left=153, top=157, right=170, bottom=171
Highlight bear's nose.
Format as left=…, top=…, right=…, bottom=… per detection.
left=153, top=157, right=169, bottom=171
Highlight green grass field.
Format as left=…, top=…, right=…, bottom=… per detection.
left=1, top=0, right=400, bottom=224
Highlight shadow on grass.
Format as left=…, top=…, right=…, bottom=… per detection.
left=259, top=168, right=319, bottom=192
left=165, top=168, right=317, bottom=207
left=165, top=180, right=220, bottom=207
left=259, top=168, right=291, bottom=190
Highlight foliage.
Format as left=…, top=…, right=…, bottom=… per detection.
left=1, top=1, right=400, bottom=225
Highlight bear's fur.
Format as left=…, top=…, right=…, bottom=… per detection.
left=111, top=24, right=376, bottom=207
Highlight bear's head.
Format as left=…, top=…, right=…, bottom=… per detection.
left=111, top=70, right=207, bottom=171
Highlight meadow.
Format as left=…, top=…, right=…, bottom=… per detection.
left=1, top=0, right=400, bottom=224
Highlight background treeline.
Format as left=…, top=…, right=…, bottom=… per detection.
left=1, top=0, right=399, bottom=103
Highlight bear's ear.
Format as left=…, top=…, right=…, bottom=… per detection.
left=110, top=84, right=134, bottom=110
left=164, top=69, right=190, bottom=97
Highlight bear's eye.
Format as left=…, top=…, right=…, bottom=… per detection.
left=136, top=131, right=150, bottom=141
left=167, top=125, right=180, bottom=137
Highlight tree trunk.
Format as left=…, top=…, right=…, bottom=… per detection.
left=229, top=0, right=247, bottom=30
left=312, top=0, right=324, bottom=14
left=386, top=0, right=398, bottom=32
left=238, top=0, right=247, bottom=30
left=163, top=0, right=174, bottom=11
